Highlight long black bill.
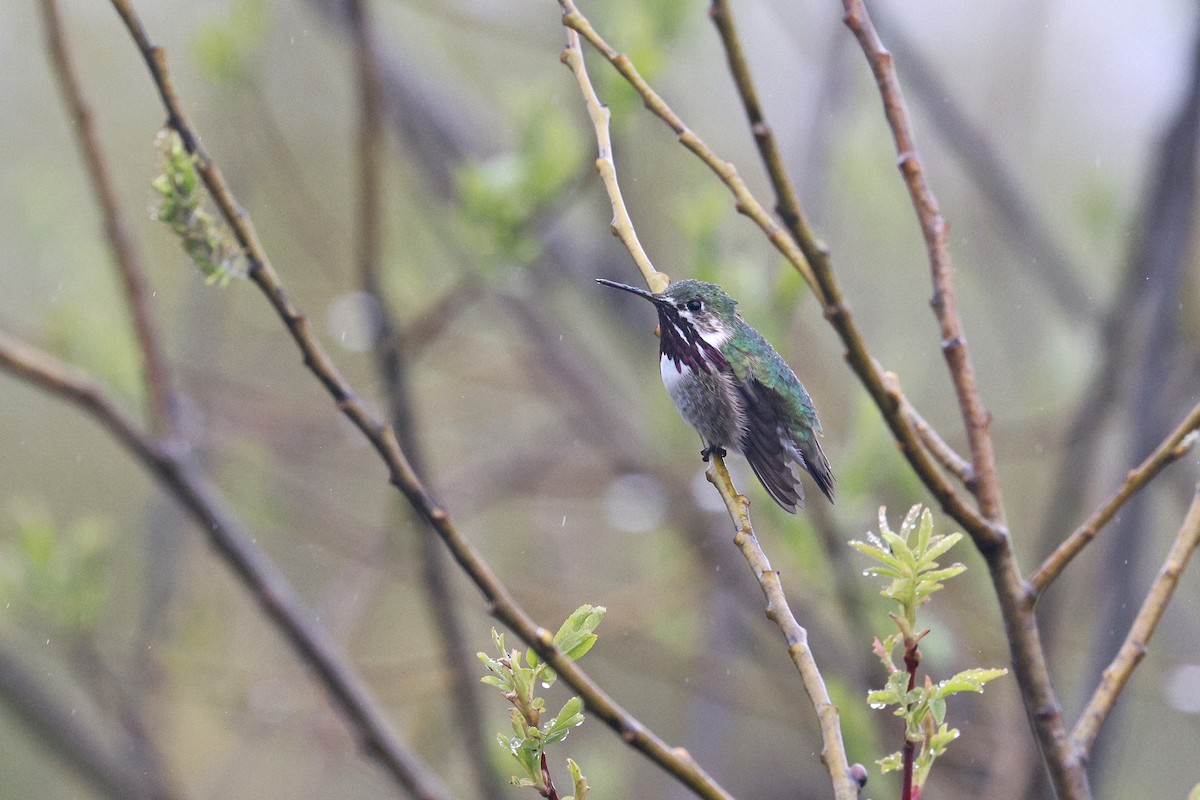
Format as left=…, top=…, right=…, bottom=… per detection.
left=595, top=278, right=666, bottom=305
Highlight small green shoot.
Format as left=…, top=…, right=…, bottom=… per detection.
left=478, top=604, right=604, bottom=798
left=151, top=129, right=246, bottom=287
left=852, top=506, right=1007, bottom=799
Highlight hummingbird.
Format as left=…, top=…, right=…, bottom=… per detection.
left=597, top=278, right=834, bottom=512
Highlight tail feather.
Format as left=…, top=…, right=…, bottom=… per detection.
left=799, top=435, right=836, bottom=504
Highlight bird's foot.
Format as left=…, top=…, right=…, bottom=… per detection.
left=700, top=445, right=727, bottom=462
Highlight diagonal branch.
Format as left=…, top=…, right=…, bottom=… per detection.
left=864, top=6, right=1099, bottom=323
left=105, top=4, right=734, bottom=798
left=839, top=0, right=1005, bottom=527
left=1070, top=485, right=1200, bottom=753
left=0, top=331, right=449, bottom=800
left=560, top=30, right=667, bottom=293
left=706, top=457, right=860, bottom=800
left=1030, top=401, right=1200, bottom=595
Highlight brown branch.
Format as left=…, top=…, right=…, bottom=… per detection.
left=0, top=331, right=449, bottom=800
left=1030, top=401, right=1200, bottom=595
left=105, top=4, right=734, bottom=798
left=1070, top=485, right=1200, bottom=753
left=706, top=457, right=859, bottom=800
left=864, top=6, right=1099, bottom=322
left=345, top=2, right=501, bottom=798
left=840, top=0, right=1005, bottom=527
left=40, top=0, right=175, bottom=434
left=559, top=0, right=1000, bottom=555
left=904, top=402, right=975, bottom=489
left=560, top=28, right=668, bottom=292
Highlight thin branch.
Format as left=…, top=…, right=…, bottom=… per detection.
left=705, top=456, right=859, bottom=800
left=1030, top=401, right=1200, bottom=595
left=878, top=368, right=975, bottom=488
left=40, top=0, right=175, bottom=434
left=345, top=2, right=501, bottom=797
left=560, top=1, right=818, bottom=297
left=839, top=0, right=1005, bottom=527
left=0, top=331, right=448, bottom=799
left=559, top=29, right=667, bottom=292
left=105, top=4, right=734, bottom=797
left=865, top=6, right=1099, bottom=322
left=905, top=402, right=975, bottom=489
left=1070, top=485, right=1200, bottom=753
left=558, top=0, right=1001, bottom=554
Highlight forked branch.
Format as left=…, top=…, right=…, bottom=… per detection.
left=1030, top=401, right=1200, bottom=595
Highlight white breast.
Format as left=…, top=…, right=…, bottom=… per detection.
left=660, top=354, right=690, bottom=400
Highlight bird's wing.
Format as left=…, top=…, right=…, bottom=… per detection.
left=735, top=377, right=805, bottom=513
left=725, top=332, right=835, bottom=508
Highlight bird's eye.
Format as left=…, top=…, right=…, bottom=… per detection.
left=686, top=299, right=703, bottom=312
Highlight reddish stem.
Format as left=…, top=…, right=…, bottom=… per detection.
left=901, top=640, right=920, bottom=800
left=540, top=752, right=560, bottom=800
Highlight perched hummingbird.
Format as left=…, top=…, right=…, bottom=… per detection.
left=597, top=278, right=834, bottom=512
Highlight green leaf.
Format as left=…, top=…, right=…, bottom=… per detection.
left=544, top=696, right=585, bottom=746
left=876, top=751, right=903, bottom=773
left=554, top=605, right=606, bottom=661
left=848, top=540, right=905, bottom=573
left=916, top=564, right=968, bottom=586
left=915, top=507, right=933, bottom=555
left=151, top=129, right=246, bottom=286
left=879, top=528, right=915, bottom=566
left=937, top=668, right=1008, bottom=696
left=916, top=531, right=964, bottom=567
left=929, top=695, right=947, bottom=726
left=567, top=758, right=589, bottom=800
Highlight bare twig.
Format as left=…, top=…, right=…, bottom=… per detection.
left=560, top=29, right=667, bottom=292
left=864, top=6, right=1099, bottom=322
left=40, top=0, right=175, bottom=434
left=706, top=456, right=859, bottom=800
left=1030, top=402, right=1200, bottom=595
left=106, top=4, right=734, bottom=797
left=1070, top=486, right=1200, bottom=752
left=839, top=0, right=1005, bottom=527
left=0, top=331, right=449, bottom=800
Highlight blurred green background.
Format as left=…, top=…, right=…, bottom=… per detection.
left=1, top=0, right=1198, bottom=798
